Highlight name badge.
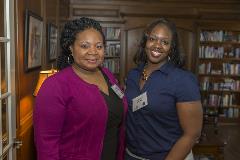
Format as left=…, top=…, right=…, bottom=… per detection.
left=132, top=92, right=148, bottom=112
left=111, top=84, right=124, bottom=99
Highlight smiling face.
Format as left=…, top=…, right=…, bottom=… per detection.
left=70, top=28, right=104, bottom=71
left=145, top=24, right=172, bottom=66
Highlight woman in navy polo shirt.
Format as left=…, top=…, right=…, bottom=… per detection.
left=125, top=18, right=203, bottom=160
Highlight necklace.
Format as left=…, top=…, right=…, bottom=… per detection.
left=141, top=68, right=148, bottom=81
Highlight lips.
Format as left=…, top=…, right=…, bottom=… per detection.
left=151, top=48, right=165, bottom=57
left=86, top=58, right=98, bottom=63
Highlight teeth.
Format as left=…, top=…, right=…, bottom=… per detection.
left=87, top=59, right=97, bottom=63
left=152, top=51, right=161, bottom=56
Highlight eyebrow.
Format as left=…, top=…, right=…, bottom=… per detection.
left=149, top=34, right=170, bottom=40
left=77, top=41, right=103, bottom=44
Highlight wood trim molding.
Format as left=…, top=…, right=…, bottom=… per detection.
left=72, top=8, right=119, bottom=17
left=197, top=9, right=240, bottom=20
left=119, top=7, right=199, bottom=18
left=69, top=1, right=240, bottom=20
left=69, top=0, right=240, bottom=6
left=17, top=111, right=33, bottom=136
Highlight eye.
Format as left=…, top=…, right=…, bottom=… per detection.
left=161, top=40, right=170, bottom=46
left=148, top=36, right=156, bottom=42
left=96, top=44, right=104, bottom=50
left=80, top=43, right=90, bottom=49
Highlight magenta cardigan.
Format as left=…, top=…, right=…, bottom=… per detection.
left=33, top=66, right=127, bottom=160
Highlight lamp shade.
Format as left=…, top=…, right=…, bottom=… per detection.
left=33, top=69, right=57, bottom=96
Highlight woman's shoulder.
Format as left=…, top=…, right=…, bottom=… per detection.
left=173, top=67, right=198, bottom=83
left=127, top=66, right=141, bottom=77
left=42, top=66, right=74, bottom=88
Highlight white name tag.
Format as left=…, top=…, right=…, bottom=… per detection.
left=132, top=92, right=148, bottom=112
left=111, top=84, right=124, bottom=99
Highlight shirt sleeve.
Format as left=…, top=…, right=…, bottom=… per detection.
left=175, top=72, right=201, bottom=102
left=33, top=78, right=66, bottom=160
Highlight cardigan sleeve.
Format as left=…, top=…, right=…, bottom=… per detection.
left=33, top=78, right=66, bottom=160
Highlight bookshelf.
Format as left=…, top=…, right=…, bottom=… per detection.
left=197, top=26, right=240, bottom=124
left=102, top=26, right=122, bottom=83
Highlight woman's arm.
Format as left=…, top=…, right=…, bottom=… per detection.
left=33, top=79, right=66, bottom=160
left=165, top=101, right=203, bottom=160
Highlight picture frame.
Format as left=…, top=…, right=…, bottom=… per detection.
left=24, top=10, right=43, bottom=72
left=47, top=23, right=58, bottom=62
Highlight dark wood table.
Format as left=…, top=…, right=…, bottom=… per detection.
left=193, top=135, right=225, bottom=160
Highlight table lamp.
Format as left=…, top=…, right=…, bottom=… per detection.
left=33, top=69, right=58, bottom=96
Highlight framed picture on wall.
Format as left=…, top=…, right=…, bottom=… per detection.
left=47, top=23, right=58, bottom=62
left=24, top=10, right=43, bottom=72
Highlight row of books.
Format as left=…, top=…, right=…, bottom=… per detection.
left=222, top=63, right=240, bottom=75
left=105, top=42, right=120, bottom=57
left=102, top=27, right=121, bottom=40
left=198, top=62, right=240, bottom=75
left=222, top=108, right=239, bottom=118
left=200, top=30, right=240, bottom=42
left=200, top=79, right=240, bottom=91
left=198, top=46, right=240, bottom=58
left=102, top=59, right=120, bottom=74
left=205, top=108, right=239, bottom=118
left=202, top=94, right=236, bottom=107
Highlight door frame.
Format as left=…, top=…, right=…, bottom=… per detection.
left=0, top=0, right=16, bottom=159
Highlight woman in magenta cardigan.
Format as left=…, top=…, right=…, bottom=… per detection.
left=33, top=17, right=127, bottom=160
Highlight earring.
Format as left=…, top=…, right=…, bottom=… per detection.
left=168, top=56, right=171, bottom=61
left=67, top=56, right=70, bottom=64
left=68, top=54, right=74, bottom=64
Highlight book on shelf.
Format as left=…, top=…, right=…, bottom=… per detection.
left=102, top=26, right=122, bottom=83
left=198, top=28, right=240, bottom=120
left=102, top=27, right=121, bottom=40
left=200, top=30, right=240, bottom=42
left=102, top=59, right=120, bottom=74
left=105, top=41, right=120, bottom=57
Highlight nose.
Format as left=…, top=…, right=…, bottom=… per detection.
left=88, top=46, right=98, bottom=55
left=153, top=40, right=163, bottom=49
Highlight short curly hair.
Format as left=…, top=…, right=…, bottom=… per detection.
left=57, top=17, right=105, bottom=70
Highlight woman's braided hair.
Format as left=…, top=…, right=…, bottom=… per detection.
left=57, top=17, right=105, bottom=70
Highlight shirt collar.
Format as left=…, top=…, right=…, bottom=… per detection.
left=137, top=62, right=174, bottom=75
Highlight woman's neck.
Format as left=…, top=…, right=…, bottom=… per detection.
left=145, top=60, right=167, bottom=72
left=72, top=63, right=99, bottom=77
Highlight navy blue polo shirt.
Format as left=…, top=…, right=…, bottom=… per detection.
left=125, top=62, right=201, bottom=160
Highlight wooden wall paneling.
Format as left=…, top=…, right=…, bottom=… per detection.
left=120, top=27, right=127, bottom=84
left=26, top=0, right=41, bottom=16
left=16, top=112, right=36, bottom=160
left=16, top=0, right=42, bottom=159
left=219, top=125, right=240, bottom=160
left=46, top=0, right=59, bottom=24
left=59, top=0, right=70, bottom=35
left=69, top=0, right=240, bottom=9
left=16, top=0, right=60, bottom=159
left=45, top=0, right=59, bottom=69
left=125, top=27, right=144, bottom=75
left=17, top=126, right=35, bottom=160
left=202, top=124, right=240, bottom=160
left=177, top=28, right=195, bottom=71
